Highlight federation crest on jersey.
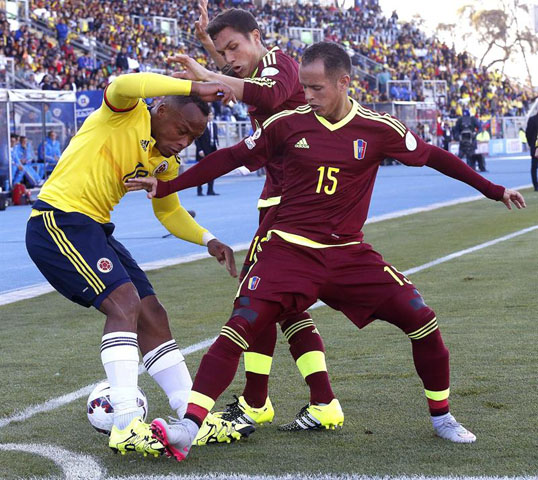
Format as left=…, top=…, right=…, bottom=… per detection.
left=353, top=139, right=368, bottom=160
left=97, top=258, right=113, bottom=273
left=248, top=276, right=261, bottom=290
left=153, top=160, right=169, bottom=175
left=245, top=126, right=262, bottom=150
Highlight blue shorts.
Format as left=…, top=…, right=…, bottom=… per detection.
left=25, top=201, right=155, bottom=309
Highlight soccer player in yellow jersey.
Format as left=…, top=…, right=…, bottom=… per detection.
left=25, top=72, right=254, bottom=458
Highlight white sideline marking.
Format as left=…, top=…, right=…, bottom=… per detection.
left=0, top=443, right=103, bottom=480
left=1, top=184, right=531, bottom=307
left=0, top=338, right=217, bottom=430
left=1, top=225, right=536, bottom=431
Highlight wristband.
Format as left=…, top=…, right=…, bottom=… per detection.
left=203, top=231, right=217, bottom=246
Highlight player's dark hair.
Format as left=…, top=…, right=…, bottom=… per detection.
left=302, top=42, right=352, bottom=78
left=165, top=95, right=210, bottom=117
left=207, top=8, right=261, bottom=39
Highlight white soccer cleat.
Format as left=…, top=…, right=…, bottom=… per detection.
left=432, top=413, right=476, bottom=443
left=151, top=418, right=194, bottom=462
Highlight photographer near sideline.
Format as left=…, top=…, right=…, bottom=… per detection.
left=453, top=109, right=484, bottom=172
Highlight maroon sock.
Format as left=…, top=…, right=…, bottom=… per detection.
left=242, top=323, right=277, bottom=408
left=281, top=313, right=335, bottom=405
left=411, top=329, right=450, bottom=416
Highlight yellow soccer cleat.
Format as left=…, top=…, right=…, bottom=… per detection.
left=214, top=395, right=274, bottom=426
left=109, top=417, right=164, bottom=457
left=192, top=412, right=256, bottom=446
left=278, top=398, right=344, bottom=431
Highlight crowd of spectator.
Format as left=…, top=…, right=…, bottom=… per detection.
left=0, top=0, right=533, bottom=122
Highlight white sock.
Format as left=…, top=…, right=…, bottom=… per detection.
left=431, top=412, right=452, bottom=428
left=101, top=331, right=142, bottom=430
left=143, top=340, right=192, bottom=418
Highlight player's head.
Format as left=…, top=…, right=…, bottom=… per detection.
left=151, top=95, right=210, bottom=158
left=207, top=9, right=264, bottom=78
left=299, top=42, right=351, bottom=120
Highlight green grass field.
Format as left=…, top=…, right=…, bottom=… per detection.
left=1, top=191, right=537, bottom=479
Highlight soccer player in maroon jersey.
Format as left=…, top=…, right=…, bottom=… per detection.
left=127, top=42, right=525, bottom=461
left=166, top=7, right=342, bottom=430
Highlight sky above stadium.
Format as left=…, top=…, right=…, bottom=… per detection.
left=377, top=0, right=536, bottom=86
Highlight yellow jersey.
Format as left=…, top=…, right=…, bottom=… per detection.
left=36, top=73, right=210, bottom=246
left=38, top=95, right=180, bottom=223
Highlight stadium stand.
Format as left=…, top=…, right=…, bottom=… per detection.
left=0, top=1, right=529, bottom=118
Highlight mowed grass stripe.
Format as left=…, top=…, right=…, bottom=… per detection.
left=0, top=191, right=536, bottom=477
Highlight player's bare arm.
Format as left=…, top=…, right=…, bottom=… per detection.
left=188, top=79, right=237, bottom=104
left=194, top=0, right=228, bottom=70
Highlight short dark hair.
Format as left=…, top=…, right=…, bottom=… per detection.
left=164, top=95, right=210, bottom=117
left=302, top=42, right=352, bottom=78
left=207, top=8, right=261, bottom=39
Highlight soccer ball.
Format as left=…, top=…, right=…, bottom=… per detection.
left=86, top=381, right=148, bottom=435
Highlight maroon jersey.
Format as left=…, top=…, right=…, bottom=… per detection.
left=228, top=99, right=430, bottom=246
left=242, top=46, right=306, bottom=205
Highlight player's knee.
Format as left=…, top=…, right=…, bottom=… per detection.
left=101, top=282, right=141, bottom=325
left=217, top=296, right=280, bottom=353
left=137, top=295, right=169, bottom=333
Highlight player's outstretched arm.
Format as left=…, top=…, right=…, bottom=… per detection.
left=168, top=55, right=246, bottom=101
left=425, top=144, right=525, bottom=208
left=126, top=147, right=243, bottom=198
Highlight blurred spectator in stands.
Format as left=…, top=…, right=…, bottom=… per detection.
left=441, top=120, right=452, bottom=151
left=476, top=125, right=491, bottom=143
left=56, top=17, right=69, bottom=46
left=38, top=131, right=62, bottom=173
left=40, top=74, right=53, bottom=90
left=116, top=46, right=129, bottom=71
left=518, top=127, right=527, bottom=152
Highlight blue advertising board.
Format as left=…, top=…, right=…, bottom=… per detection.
left=76, top=90, right=104, bottom=129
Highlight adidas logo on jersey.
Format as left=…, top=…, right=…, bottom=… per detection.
left=294, top=138, right=309, bottom=149
left=140, top=139, right=150, bottom=151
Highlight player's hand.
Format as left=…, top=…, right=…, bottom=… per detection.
left=195, top=0, right=211, bottom=44
left=501, top=188, right=526, bottom=210
left=190, top=80, right=236, bottom=104
left=169, top=55, right=211, bottom=81
left=207, top=239, right=237, bottom=277
left=125, top=177, right=158, bottom=199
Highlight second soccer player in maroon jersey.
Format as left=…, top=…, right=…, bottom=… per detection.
left=127, top=42, right=525, bottom=462
left=167, top=6, right=342, bottom=431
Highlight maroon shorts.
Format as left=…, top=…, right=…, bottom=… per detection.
left=238, top=234, right=419, bottom=328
